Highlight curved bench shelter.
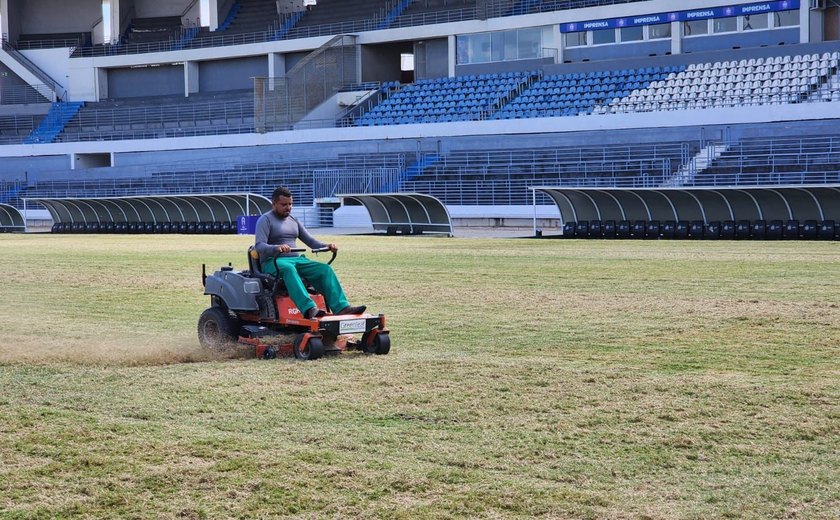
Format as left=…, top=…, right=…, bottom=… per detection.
left=532, top=186, right=840, bottom=224
left=339, top=193, right=453, bottom=236
left=25, top=193, right=272, bottom=231
left=0, top=203, right=25, bottom=232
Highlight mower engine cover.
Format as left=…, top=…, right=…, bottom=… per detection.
left=204, top=268, right=260, bottom=312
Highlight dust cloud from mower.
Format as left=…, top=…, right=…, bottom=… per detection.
left=0, top=336, right=251, bottom=366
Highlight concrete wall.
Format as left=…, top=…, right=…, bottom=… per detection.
left=564, top=39, right=672, bottom=63
left=361, top=44, right=407, bottom=83
left=18, top=0, right=100, bottom=34
left=20, top=48, right=73, bottom=92
left=415, top=38, right=448, bottom=80
left=682, top=27, right=800, bottom=54
left=134, top=0, right=193, bottom=18
left=199, top=56, right=268, bottom=92
left=107, top=64, right=185, bottom=98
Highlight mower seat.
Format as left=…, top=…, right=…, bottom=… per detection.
left=247, top=247, right=317, bottom=296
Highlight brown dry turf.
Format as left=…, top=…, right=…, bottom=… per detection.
left=0, top=234, right=838, bottom=519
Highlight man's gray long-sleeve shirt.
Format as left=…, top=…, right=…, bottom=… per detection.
left=254, top=211, right=326, bottom=263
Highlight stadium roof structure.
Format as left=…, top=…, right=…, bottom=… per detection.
left=23, top=194, right=271, bottom=224
left=338, top=193, right=453, bottom=236
left=531, top=186, right=840, bottom=224
left=0, top=203, right=25, bottom=231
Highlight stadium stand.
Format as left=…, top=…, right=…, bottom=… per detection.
left=219, top=0, right=281, bottom=34
left=15, top=32, right=91, bottom=50
left=54, top=91, right=254, bottom=142
left=609, top=52, right=840, bottom=113
left=124, top=17, right=183, bottom=45
left=0, top=114, right=46, bottom=145
left=495, top=66, right=687, bottom=119
left=357, top=71, right=537, bottom=125
left=286, top=0, right=394, bottom=35
left=0, top=0, right=838, bottom=238
left=695, top=135, right=840, bottom=186
left=391, top=0, right=477, bottom=28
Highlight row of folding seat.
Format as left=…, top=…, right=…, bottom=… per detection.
left=561, top=219, right=838, bottom=240
left=51, top=221, right=238, bottom=234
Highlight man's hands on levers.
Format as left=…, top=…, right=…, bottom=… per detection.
left=276, top=243, right=338, bottom=253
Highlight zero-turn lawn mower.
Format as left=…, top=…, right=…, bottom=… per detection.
left=199, top=246, right=390, bottom=360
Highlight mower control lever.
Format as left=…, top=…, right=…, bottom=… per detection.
left=311, top=246, right=337, bottom=265
left=281, top=247, right=337, bottom=264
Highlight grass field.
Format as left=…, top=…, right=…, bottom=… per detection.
left=0, top=233, right=838, bottom=519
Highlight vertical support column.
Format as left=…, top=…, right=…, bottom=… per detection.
left=671, top=20, right=682, bottom=55
left=206, top=0, right=220, bottom=30
left=0, top=0, right=9, bottom=41
left=95, top=67, right=108, bottom=100
left=553, top=24, right=563, bottom=64
left=800, top=1, right=812, bottom=43
left=185, top=61, right=199, bottom=96
left=110, top=0, right=122, bottom=44
left=447, top=34, right=456, bottom=77
left=268, top=52, right=285, bottom=91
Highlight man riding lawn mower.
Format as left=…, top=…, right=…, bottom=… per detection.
left=197, top=187, right=390, bottom=360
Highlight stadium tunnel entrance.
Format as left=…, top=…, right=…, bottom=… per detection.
left=25, top=193, right=272, bottom=234
left=338, top=193, right=453, bottom=236
left=0, top=203, right=25, bottom=232
left=533, top=186, right=840, bottom=240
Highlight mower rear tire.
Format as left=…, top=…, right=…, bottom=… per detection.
left=198, top=307, right=240, bottom=351
left=363, top=332, right=391, bottom=355
left=293, top=334, right=325, bottom=361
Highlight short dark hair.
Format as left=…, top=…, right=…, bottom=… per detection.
left=271, top=186, right=293, bottom=202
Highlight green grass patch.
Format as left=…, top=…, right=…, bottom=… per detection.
left=0, top=234, right=838, bottom=518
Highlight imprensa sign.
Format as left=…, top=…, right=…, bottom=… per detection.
left=561, top=0, right=799, bottom=33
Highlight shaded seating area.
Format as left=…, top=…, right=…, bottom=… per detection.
left=536, top=186, right=840, bottom=241
left=356, top=71, right=537, bottom=125
left=28, top=194, right=271, bottom=235
left=339, top=192, right=453, bottom=236
left=0, top=203, right=25, bottom=232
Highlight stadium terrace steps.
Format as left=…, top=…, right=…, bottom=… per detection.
left=125, top=17, right=183, bottom=44
left=377, top=0, right=414, bottom=30
left=222, top=0, right=281, bottom=34
left=394, top=0, right=476, bottom=23
left=23, top=102, right=84, bottom=144
left=293, top=0, right=393, bottom=29
left=696, top=136, right=840, bottom=185
left=55, top=90, right=254, bottom=142
left=401, top=142, right=694, bottom=204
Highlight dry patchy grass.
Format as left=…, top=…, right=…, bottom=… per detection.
left=0, top=234, right=838, bottom=519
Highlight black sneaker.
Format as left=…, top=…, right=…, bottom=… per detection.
left=337, top=305, right=366, bottom=315
left=304, top=307, right=326, bottom=319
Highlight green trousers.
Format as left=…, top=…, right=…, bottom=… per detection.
left=262, top=256, right=349, bottom=315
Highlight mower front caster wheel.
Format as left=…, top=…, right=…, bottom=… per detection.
left=293, top=334, right=325, bottom=361
left=363, top=332, right=390, bottom=355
